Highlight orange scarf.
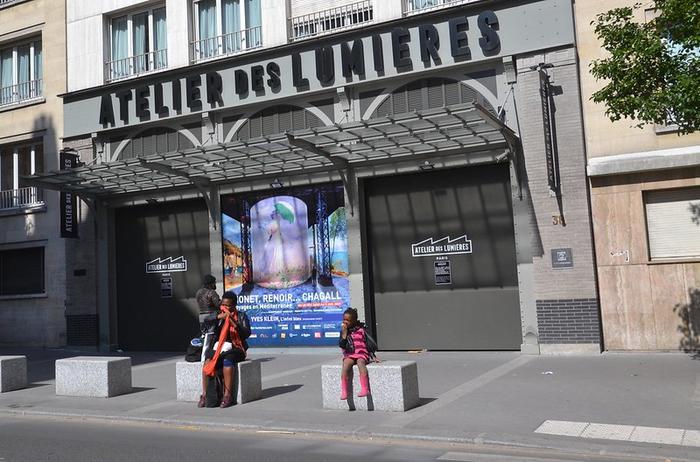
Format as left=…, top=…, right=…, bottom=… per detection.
left=203, top=306, right=246, bottom=377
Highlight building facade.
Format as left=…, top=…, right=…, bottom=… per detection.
left=576, top=0, right=700, bottom=351
left=27, top=0, right=602, bottom=354
left=0, top=0, right=67, bottom=347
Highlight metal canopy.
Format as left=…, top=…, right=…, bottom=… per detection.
left=25, top=103, right=513, bottom=197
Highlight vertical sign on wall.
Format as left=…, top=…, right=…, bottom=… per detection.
left=59, top=151, right=79, bottom=239
left=539, top=69, right=558, bottom=194
left=160, top=275, right=173, bottom=298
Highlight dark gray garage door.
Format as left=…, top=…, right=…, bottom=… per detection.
left=116, top=200, right=210, bottom=351
left=364, top=164, right=521, bottom=350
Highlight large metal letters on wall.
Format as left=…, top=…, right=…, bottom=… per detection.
left=63, top=0, right=576, bottom=137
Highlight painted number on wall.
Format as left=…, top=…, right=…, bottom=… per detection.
left=552, top=214, right=566, bottom=226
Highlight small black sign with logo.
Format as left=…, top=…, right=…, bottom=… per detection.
left=551, top=248, right=573, bottom=269
left=434, top=260, right=452, bottom=285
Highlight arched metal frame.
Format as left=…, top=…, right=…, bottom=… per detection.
left=361, top=76, right=499, bottom=121
left=110, top=124, right=202, bottom=162
left=223, top=102, right=335, bottom=143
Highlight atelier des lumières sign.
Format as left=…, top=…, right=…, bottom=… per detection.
left=96, top=11, right=501, bottom=127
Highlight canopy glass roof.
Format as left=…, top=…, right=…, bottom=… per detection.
left=27, top=103, right=513, bottom=196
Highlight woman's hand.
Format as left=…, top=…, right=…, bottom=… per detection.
left=217, top=312, right=228, bottom=320
left=341, top=321, right=348, bottom=338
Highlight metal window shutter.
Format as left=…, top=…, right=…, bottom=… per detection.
left=645, top=187, right=700, bottom=259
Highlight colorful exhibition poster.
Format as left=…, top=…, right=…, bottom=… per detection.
left=221, top=182, right=349, bottom=346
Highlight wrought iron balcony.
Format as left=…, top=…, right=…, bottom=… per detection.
left=0, top=0, right=23, bottom=7
left=0, top=79, right=43, bottom=107
left=105, top=49, right=168, bottom=83
left=0, top=187, right=44, bottom=211
left=404, top=0, right=481, bottom=15
left=290, top=1, right=373, bottom=42
left=190, top=26, right=262, bottom=64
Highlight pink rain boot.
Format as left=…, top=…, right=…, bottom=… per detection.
left=340, top=375, right=349, bottom=400
left=358, top=374, right=371, bottom=398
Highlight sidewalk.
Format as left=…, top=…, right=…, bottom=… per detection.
left=1, top=347, right=699, bottom=460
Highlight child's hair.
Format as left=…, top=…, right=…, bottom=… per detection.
left=222, top=291, right=238, bottom=307
left=343, top=307, right=358, bottom=321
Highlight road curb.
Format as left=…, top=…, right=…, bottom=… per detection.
left=1, top=408, right=694, bottom=462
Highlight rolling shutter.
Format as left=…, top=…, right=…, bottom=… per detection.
left=645, top=187, right=700, bottom=260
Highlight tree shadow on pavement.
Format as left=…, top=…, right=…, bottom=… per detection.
left=674, top=288, right=700, bottom=359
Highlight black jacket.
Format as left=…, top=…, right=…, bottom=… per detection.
left=339, top=324, right=378, bottom=358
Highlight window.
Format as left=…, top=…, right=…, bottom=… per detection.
left=645, top=187, right=700, bottom=260
left=0, top=142, right=44, bottom=210
left=0, top=38, right=42, bottom=106
left=107, top=6, right=167, bottom=82
left=192, top=0, right=262, bottom=62
left=0, top=247, right=44, bottom=296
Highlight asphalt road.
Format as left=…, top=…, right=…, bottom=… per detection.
left=0, top=415, right=689, bottom=462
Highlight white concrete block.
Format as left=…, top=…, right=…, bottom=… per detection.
left=629, top=426, right=684, bottom=445
left=580, top=423, right=635, bottom=441
left=682, top=429, right=700, bottom=447
left=0, top=356, right=28, bottom=393
left=534, top=420, right=588, bottom=437
left=176, top=360, right=262, bottom=404
left=55, top=356, right=131, bottom=398
left=321, top=361, right=419, bottom=412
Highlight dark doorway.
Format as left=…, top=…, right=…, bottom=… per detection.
left=363, top=164, right=521, bottom=350
left=115, top=199, right=210, bottom=351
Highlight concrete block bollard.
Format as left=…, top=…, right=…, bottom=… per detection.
left=55, top=357, right=132, bottom=398
left=0, top=356, right=28, bottom=393
left=321, top=361, right=420, bottom=411
left=176, top=360, right=262, bottom=404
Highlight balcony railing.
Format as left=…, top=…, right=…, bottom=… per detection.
left=0, top=79, right=43, bottom=107
left=290, top=1, right=373, bottom=42
left=404, top=0, right=480, bottom=15
left=0, top=187, right=44, bottom=211
left=0, top=0, right=22, bottom=7
left=190, top=26, right=262, bottom=64
left=105, top=49, right=168, bottom=83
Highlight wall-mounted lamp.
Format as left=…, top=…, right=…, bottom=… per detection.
left=270, top=179, right=284, bottom=189
left=419, top=161, right=435, bottom=171
left=145, top=198, right=158, bottom=205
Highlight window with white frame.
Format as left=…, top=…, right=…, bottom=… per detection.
left=0, top=37, right=42, bottom=106
left=0, top=142, right=44, bottom=210
left=645, top=187, right=700, bottom=260
left=192, top=0, right=262, bottom=62
left=108, top=5, right=167, bottom=82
